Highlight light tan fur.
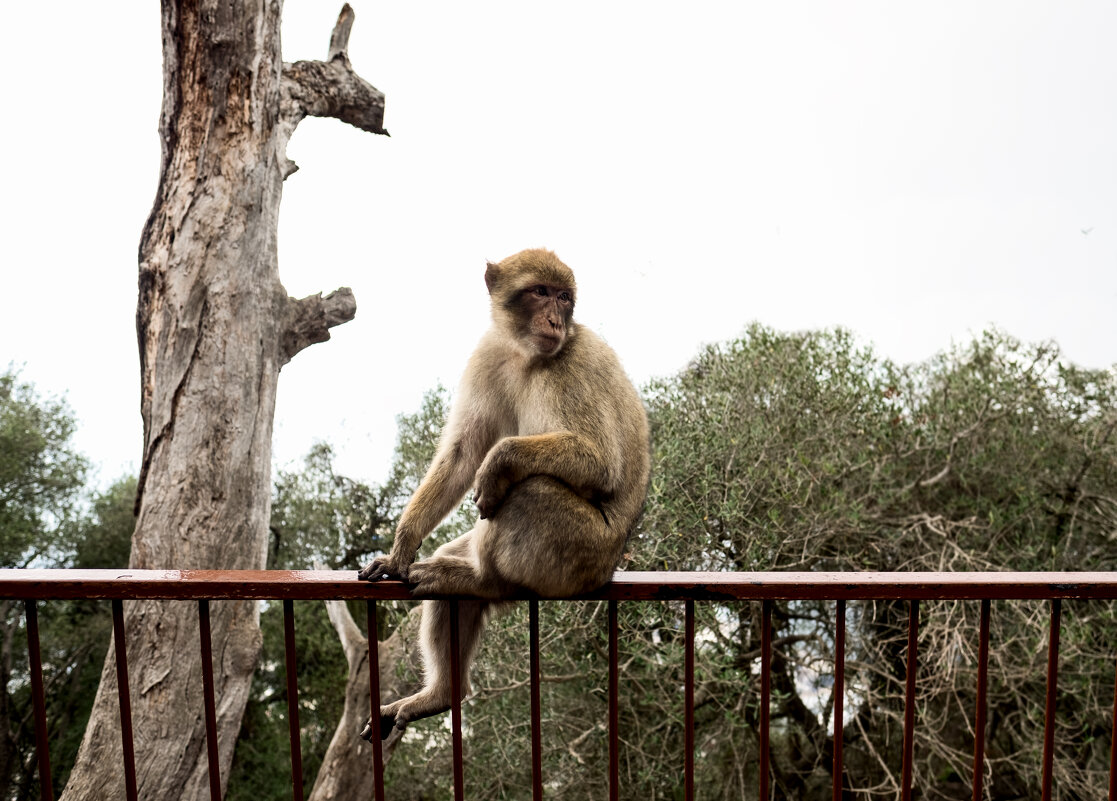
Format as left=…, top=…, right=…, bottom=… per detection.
left=358, top=249, right=650, bottom=749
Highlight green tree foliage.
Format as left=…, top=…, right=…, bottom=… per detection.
left=628, top=325, right=1117, bottom=800
left=0, top=368, right=88, bottom=567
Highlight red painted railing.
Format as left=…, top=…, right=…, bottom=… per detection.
left=3, top=569, right=1117, bottom=801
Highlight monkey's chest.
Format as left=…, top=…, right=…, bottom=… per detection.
left=510, top=379, right=562, bottom=436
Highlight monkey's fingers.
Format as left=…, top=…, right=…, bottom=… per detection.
left=357, top=559, right=393, bottom=581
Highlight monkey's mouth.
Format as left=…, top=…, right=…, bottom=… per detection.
left=532, top=333, right=563, bottom=354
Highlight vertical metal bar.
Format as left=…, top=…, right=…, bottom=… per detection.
left=449, top=601, right=464, bottom=801
left=25, top=600, right=54, bottom=801
left=530, top=600, right=543, bottom=801
left=685, top=600, right=695, bottom=801
left=283, top=600, right=304, bottom=801
left=1041, top=598, right=1061, bottom=801
left=609, top=599, right=619, bottom=801
left=832, top=599, right=845, bottom=801
left=901, top=599, right=919, bottom=801
left=366, top=601, right=385, bottom=801
left=759, top=600, right=772, bottom=801
left=198, top=600, right=222, bottom=801
left=972, top=599, right=991, bottom=801
left=112, top=600, right=138, bottom=801
left=1110, top=648, right=1117, bottom=801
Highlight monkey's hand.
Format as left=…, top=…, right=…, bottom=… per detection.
left=357, top=552, right=412, bottom=582
left=473, top=459, right=513, bottom=520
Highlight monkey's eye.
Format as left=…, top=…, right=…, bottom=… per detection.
left=558, top=291, right=572, bottom=303
left=532, top=286, right=549, bottom=297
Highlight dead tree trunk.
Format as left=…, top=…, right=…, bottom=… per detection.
left=60, top=4, right=386, bottom=799
left=308, top=603, right=421, bottom=801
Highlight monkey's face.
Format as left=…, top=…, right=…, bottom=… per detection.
left=517, top=283, right=574, bottom=356
left=485, top=249, right=577, bottom=358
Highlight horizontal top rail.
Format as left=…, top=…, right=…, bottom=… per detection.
left=2, top=569, right=1117, bottom=601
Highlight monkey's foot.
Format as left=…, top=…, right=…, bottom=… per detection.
left=407, top=559, right=491, bottom=598
left=359, top=707, right=406, bottom=743
left=472, top=471, right=511, bottom=520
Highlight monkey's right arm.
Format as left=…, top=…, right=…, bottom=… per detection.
left=359, top=413, right=497, bottom=582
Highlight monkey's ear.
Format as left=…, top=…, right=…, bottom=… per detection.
left=484, top=261, right=500, bottom=294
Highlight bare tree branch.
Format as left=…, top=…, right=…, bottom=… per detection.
left=325, top=598, right=365, bottom=665
left=281, top=5, right=389, bottom=137
left=279, top=288, right=357, bottom=366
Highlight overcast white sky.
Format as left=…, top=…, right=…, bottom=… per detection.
left=1, top=1, right=1115, bottom=490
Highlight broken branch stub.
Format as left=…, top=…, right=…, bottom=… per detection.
left=280, top=288, right=358, bottom=366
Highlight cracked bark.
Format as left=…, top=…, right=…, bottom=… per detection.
left=60, top=3, right=386, bottom=799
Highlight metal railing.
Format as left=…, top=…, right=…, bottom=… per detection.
left=3, top=569, right=1117, bottom=801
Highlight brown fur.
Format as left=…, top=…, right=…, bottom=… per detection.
left=358, top=249, right=650, bottom=749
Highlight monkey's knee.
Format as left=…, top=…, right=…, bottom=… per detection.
left=486, top=477, right=617, bottom=595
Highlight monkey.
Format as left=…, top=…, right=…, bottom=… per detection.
left=357, top=248, right=650, bottom=749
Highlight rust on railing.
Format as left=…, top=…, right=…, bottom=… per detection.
left=607, top=599, right=619, bottom=801
left=198, top=600, right=222, bottom=801
left=684, top=599, right=695, bottom=801
left=529, top=599, right=543, bottom=801
left=972, top=597, right=991, bottom=801
left=24, top=600, right=52, bottom=801
left=901, top=600, right=919, bottom=801
left=1042, top=598, right=1063, bottom=801
left=759, top=599, right=772, bottom=801
left=111, top=599, right=138, bottom=801
left=283, top=599, right=305, bottom=801
left=4, top=569, right=1117, bottom=801
left=449, top=601, right=464, bottom=801
left=1112, top=650, right=1117, bottom=801
left=832, top=598, right=846, bottom=801
left=364, top=601, right=385, bottom=801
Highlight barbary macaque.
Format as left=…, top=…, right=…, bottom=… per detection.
left=358, top=248, right=650, bottom=747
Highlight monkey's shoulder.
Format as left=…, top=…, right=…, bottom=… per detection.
left=561, top=328, right=642, bottom=395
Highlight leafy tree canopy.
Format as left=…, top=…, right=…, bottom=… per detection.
left=0, top=368, right=88, bottom=567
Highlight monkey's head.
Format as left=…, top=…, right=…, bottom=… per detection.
left=485, top=249, right=577, bottom=358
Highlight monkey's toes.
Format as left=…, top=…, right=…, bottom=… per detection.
left=360, top=708, right=403, bottom=742
left=359, top=711, right=400, bottom=741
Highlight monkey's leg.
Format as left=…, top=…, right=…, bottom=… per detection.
left=363, top=599, right=489, bottom=745
left=483, top=475, right=620, bottom=597
left=407, top=524, right=511, bottom=598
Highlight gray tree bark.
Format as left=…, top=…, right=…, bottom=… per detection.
left=60, top=3, right=386, bottom=799
left=308, top=603, right=421, bottom=801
